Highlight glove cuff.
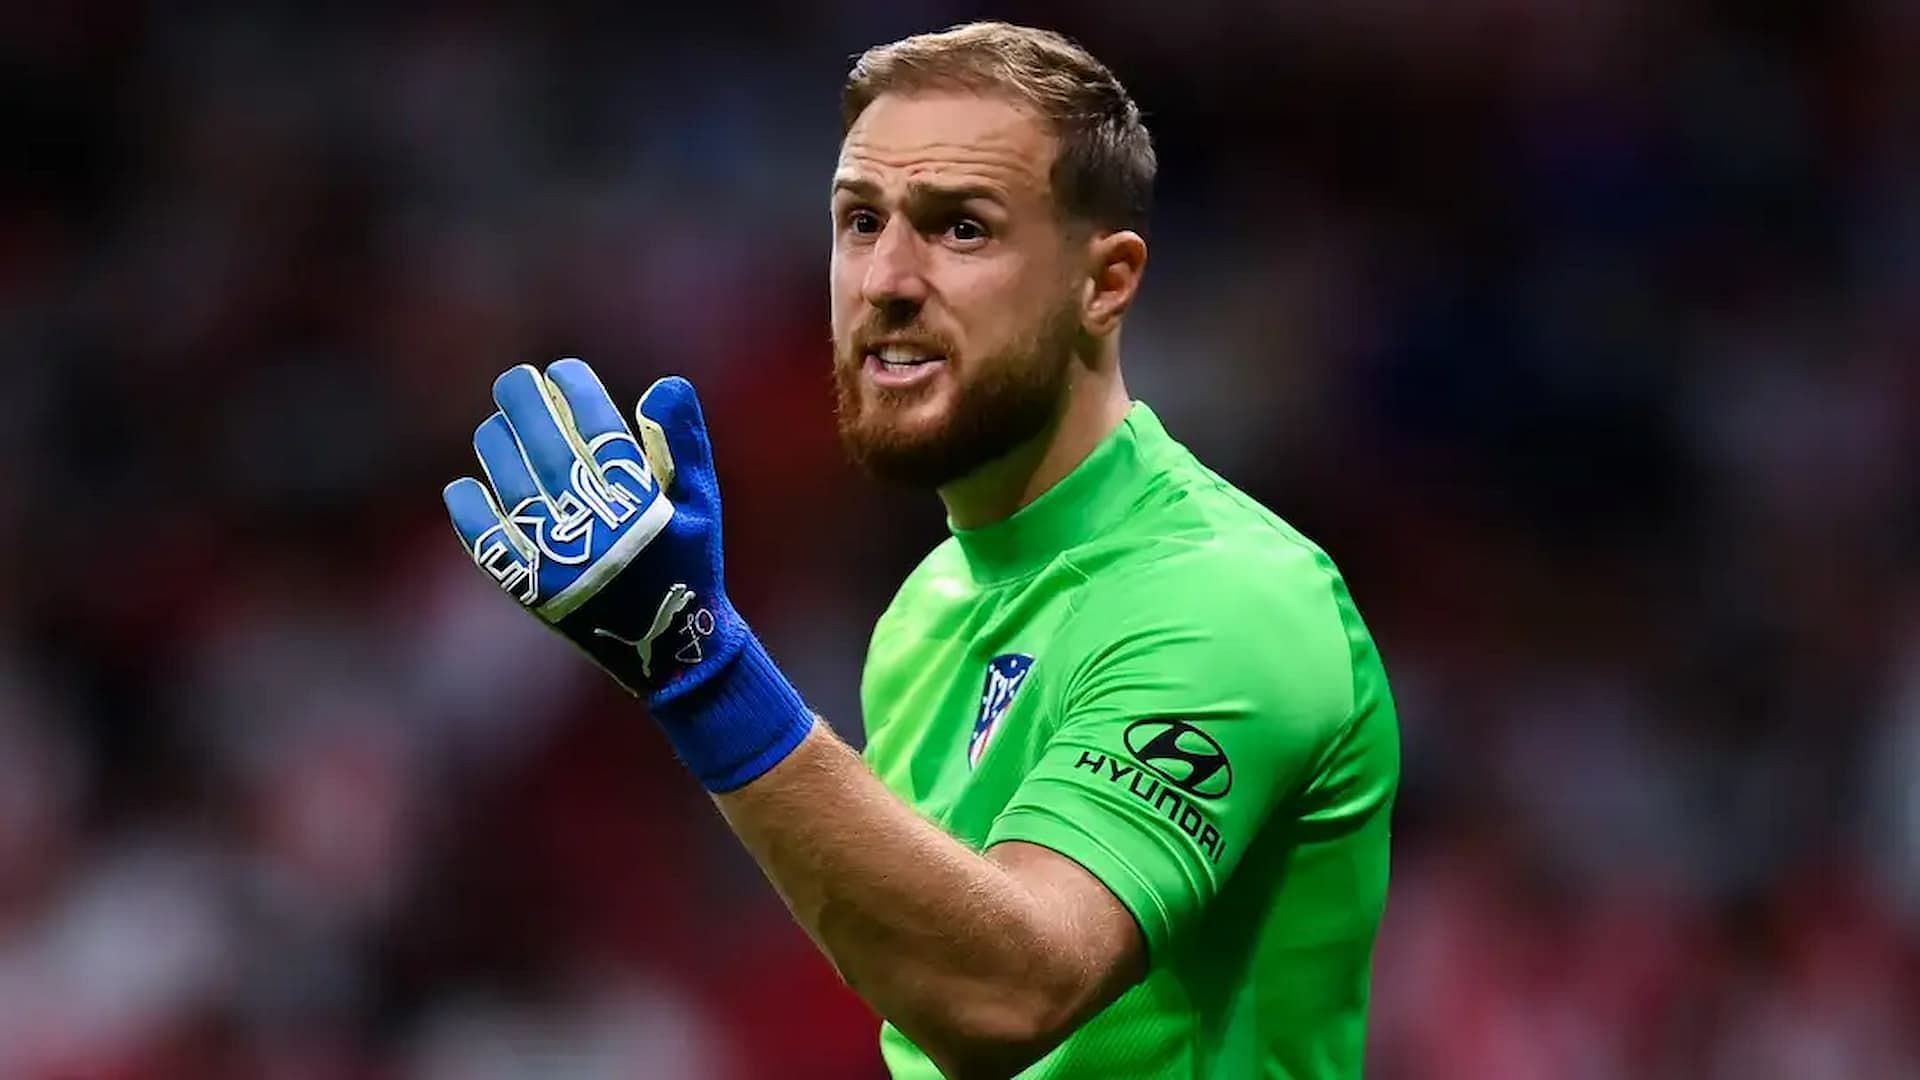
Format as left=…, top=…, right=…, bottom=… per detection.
left=647, top=629, right=815, bottom=793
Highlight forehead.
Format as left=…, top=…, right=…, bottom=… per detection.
left=835, top=92, right=1056, bottom=203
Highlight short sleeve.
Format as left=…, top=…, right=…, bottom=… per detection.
left=985, top=552, right=1356, bottom=955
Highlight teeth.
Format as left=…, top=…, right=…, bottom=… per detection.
left=876, top=345, right=937, bottom=366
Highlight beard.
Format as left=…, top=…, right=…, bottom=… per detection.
left=833, top=300, right=1082, bottom=489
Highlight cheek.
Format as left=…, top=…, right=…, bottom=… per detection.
left=828, top=252, right=861, bottom=326
left=956, top=264, right=1060, bottom=351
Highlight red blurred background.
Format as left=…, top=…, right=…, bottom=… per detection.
left=1, top=2, right=1915, bottom=1077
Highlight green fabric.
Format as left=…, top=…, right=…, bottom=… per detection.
left=861, top=403, right=1401, bottom=1079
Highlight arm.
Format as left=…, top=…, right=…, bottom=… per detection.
left=443, top=362, right=1144, bottom=1077
left=715, top=722, right=1143, bottom=1078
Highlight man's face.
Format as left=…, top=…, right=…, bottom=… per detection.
left=830, top=92, right=1085, bottom=489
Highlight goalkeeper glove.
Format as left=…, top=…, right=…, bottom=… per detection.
left=442, top=358, right=814, bottom=792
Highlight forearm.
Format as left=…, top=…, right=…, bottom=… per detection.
left=713, top=721, right=1113, bottom=1076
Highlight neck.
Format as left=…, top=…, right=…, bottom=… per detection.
left=939, top=364, right=1132, bottom=530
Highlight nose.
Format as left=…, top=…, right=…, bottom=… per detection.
left=860, top=216, right=930, bottom=313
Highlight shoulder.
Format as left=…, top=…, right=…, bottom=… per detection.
left=1059, top=480, right=1361, bottom=723
left=874, top=537, right=967, bottom=625
left=1068, top=538, right=1354, bottom=666
left=1072, top=450, right=1351, bottom=635
left=864, top=536, right=969, bottom=669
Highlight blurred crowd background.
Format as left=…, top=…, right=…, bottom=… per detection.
left=3, top=1, right=1916, bottom=1077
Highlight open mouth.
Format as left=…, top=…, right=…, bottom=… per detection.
left=863, top=345, right=947, bottom=388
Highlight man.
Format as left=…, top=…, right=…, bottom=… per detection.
left=443, top=21, right=1399, bottom=1080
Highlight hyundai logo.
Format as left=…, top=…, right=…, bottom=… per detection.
left=1122, top=719, right=1232, bottom=799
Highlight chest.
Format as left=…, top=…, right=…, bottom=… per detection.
left=860, top=573, right=1086, bottom=848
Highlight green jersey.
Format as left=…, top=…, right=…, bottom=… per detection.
left=860, top=402, right=1400, bottom=1079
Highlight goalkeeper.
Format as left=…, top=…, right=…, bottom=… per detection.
left=443, top=21, right=1399, bottom=1080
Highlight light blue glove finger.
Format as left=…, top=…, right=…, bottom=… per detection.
left=545, top=358, right=629, bottom=448
left=493, top=364, right=588, bottom=504
left=474, top=412, right=542, bottom=510
left=547, top=357, right=663, bottom=502
left=473, top=410, right=575, bottom=593
left=443, top=476, right=538, bottom=604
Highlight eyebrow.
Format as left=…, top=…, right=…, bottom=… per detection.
left=830, top=176, right=1008, bottom=209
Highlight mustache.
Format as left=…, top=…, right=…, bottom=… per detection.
left=837, top=319, right=959, bottom=360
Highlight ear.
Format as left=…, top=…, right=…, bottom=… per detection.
left=1081, top=229, right=1148, bottom=336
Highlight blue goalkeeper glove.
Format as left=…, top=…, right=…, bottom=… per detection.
left=442, top=358, right=814, bottom=792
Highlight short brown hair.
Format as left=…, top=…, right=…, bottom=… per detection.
left=841, top=22, right=1156, bottom=234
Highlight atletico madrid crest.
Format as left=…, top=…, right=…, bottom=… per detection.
left=968, top=653, right=1034, bottom=768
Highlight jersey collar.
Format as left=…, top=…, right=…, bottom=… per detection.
left=950, top=401, right=1169, bottom=585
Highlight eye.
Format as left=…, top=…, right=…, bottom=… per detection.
left=947, top=218, right=989, bottom=244
left=845, top=208, right=882, bottom=236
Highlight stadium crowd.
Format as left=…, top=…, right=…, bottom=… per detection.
left=1, top=2, right=1914, bottom=1076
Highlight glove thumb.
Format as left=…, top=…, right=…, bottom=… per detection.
left=635, top=375, right=717, bottom=503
